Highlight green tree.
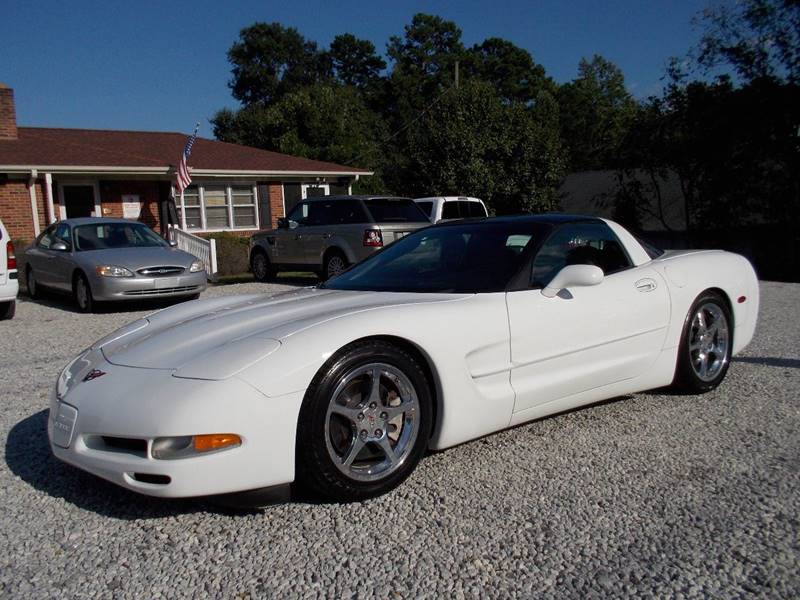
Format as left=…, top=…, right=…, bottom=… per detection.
left=329, top=33, right=386, bottom=90
left=463, top=38, right=555, bottom=104
left=406, top=80, right=565, bottom=214
left=557, top=55, right=637, bottom=171
left=212, top=85, right=388, bottom=190
left=387, top=13, right=465, bottom=109
left=694, top=0, right=800, bottom=84
left=226, top=22, right=330, bottom=105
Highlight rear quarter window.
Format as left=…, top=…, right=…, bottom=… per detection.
left=364, top=198, right=429, bottom=223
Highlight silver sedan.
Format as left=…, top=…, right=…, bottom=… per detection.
left=24, top=218, right=207, bottom=312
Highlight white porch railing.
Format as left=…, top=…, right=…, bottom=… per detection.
left=170, top=226, right=218, bottom=281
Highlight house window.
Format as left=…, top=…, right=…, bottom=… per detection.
left=182, top=187, right=202, bottom=229
left=177, top=183, right=259, bottom=231
left=232, top=186, right=257, bottom=228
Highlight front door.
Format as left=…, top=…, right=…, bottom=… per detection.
left=63, top=185, right=96, bottom=218
left=507, top=222, right=670, bottom=414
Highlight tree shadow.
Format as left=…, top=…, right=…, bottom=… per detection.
left=733, top=356, right=800, bottom=369
left=5, top=410, right=270, bottom=519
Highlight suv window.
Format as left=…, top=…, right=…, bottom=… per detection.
left=364, top=198, right=429, bottom=223
left=531, top=222, right=632, bottom=287
left=332, top=200, right=369, bottom=224
left=442, top=200, right=486, bottom=220
left=287, top=202, right=309, bottom=225
left=306, top=201, right=333, bottom=226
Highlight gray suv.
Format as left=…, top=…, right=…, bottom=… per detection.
left=250, top=196, right=430, bottom=281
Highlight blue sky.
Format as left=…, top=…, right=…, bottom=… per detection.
left=1, top=0, right=707, bottom=138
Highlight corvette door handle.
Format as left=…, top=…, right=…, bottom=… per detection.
left=635, top=278, right=657, bottom=292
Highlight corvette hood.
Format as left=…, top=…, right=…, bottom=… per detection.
left=97, top=287, right=467, bottom=373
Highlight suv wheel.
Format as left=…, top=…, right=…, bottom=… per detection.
left=322, top=250, right=348, bottom=281
left=251, top=250, right=276, bottom=282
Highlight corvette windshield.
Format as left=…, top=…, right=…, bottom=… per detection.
left=323, top=222, right=547, bottom=293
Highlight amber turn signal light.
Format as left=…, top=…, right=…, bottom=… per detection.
left=193, top=433, right=242, bottom=452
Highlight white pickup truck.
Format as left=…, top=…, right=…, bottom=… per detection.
left=0, top=219, right=18, bottom=319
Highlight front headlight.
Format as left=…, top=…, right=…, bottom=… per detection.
left=189, top=260, right=205, bottom=273
left=151, top=433, right=241, bottom=459
left=96, top=265, right=134, bottom=277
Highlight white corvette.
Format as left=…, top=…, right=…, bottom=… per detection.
left=49, top=215, right=759, bottom=502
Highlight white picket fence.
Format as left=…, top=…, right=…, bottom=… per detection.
left=170, top=226, right=218, bottom=281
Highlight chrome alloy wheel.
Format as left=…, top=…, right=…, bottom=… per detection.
left=326, top=255, right=346, bottom=278
left=688, top=302, right=730, bottom=381
left=324, top=362, right=420, bottom=482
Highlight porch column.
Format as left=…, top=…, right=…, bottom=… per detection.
left=28, top=170, right=40, bottom=236
left=44, top=173, right=55, bottom=224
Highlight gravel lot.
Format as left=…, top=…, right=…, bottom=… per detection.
left=1, top=280, right=798, bottom=598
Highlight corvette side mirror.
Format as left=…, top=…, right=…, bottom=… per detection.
left=168, top=239, right=178, bottom=248
left=541, top=264, right=604, bottom=298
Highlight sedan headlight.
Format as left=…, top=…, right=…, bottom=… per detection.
left=96, top=265, right=134, bottom=278
left=189, top=260, right=205, bottom=273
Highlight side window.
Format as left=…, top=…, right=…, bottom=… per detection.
left=333, top=200, right=368, bottom=224
left=469, top=202, right=488, bottom=217
left=37, top=225, right=56, bottom=249
left=531, top=223, right=632, bottom=287
left=306, top=202, right=333, bottom=226
left=55, top=224, right=72, bottom=248
left=416, top=201, right=433, bottom=218
left=287, top=202, right=309, bottom=225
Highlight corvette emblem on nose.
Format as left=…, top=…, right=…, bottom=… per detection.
left=83, top=369, right=107, bottom=382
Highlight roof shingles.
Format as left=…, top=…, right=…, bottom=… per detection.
left=0, top=127, right=368, bottom=174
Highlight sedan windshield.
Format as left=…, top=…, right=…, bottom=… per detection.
left=73, top=223, right=168, bottom=251
left=323, top=222, right=548, bottom=293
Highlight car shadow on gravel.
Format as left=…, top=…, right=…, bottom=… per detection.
left=5, top=410, right=263, bottom=519
left=18, top=292, right=196, bottom=315
left=733, top=356, right=800, bottom=369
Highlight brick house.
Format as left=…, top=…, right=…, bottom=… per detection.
left=0, top=84, right=371, bottom=242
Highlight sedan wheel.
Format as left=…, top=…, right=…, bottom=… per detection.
left=672, top=291, right=732, bottom=393
left=26, top=268, right=38, bottom=299
left=74, top=274, right=94, bottom=313
left=297, top=340, right=432, bottom=501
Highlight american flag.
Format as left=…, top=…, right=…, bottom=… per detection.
left=176, top=124, right=199, bottom=194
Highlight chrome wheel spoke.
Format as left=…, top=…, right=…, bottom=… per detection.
left=367, top=368, right=382, bottom=405
left=383, top=402, right=408, bottom=420
left=341, top=436, right=365, bottom=467
left=376, top=436, right=398, bottom=465
left=330, top=402, right=363, bottom=425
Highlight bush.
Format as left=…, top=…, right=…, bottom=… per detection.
left=205, top=232, right=250, bottom=277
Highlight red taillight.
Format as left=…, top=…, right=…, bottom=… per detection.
left=363, top=229, right=383, bottom=247
left=6, top=241, right=15, bottom=270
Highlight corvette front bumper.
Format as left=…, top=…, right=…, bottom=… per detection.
left=48, top=354, right=305, bottom=498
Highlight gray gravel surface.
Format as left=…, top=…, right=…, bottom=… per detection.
left=1, top=280, right=798, bottom=598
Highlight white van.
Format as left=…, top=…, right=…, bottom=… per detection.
left=414, top=196, right=488, bottom=223
left=0, top=219, right=18, bottom=319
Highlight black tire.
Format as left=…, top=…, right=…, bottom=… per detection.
left=251, top=249, right=276, bottom=282
left=26, top=267, right=39, bottom=300
left=296, top=339, right=433, bottom=502
left=321, top=250, right=348, bottom=282
left=672, top=291, right=733, bottom=393
left=73, top=272, right=94, bottom=313
left=0, top=301, right=15, bottom=320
